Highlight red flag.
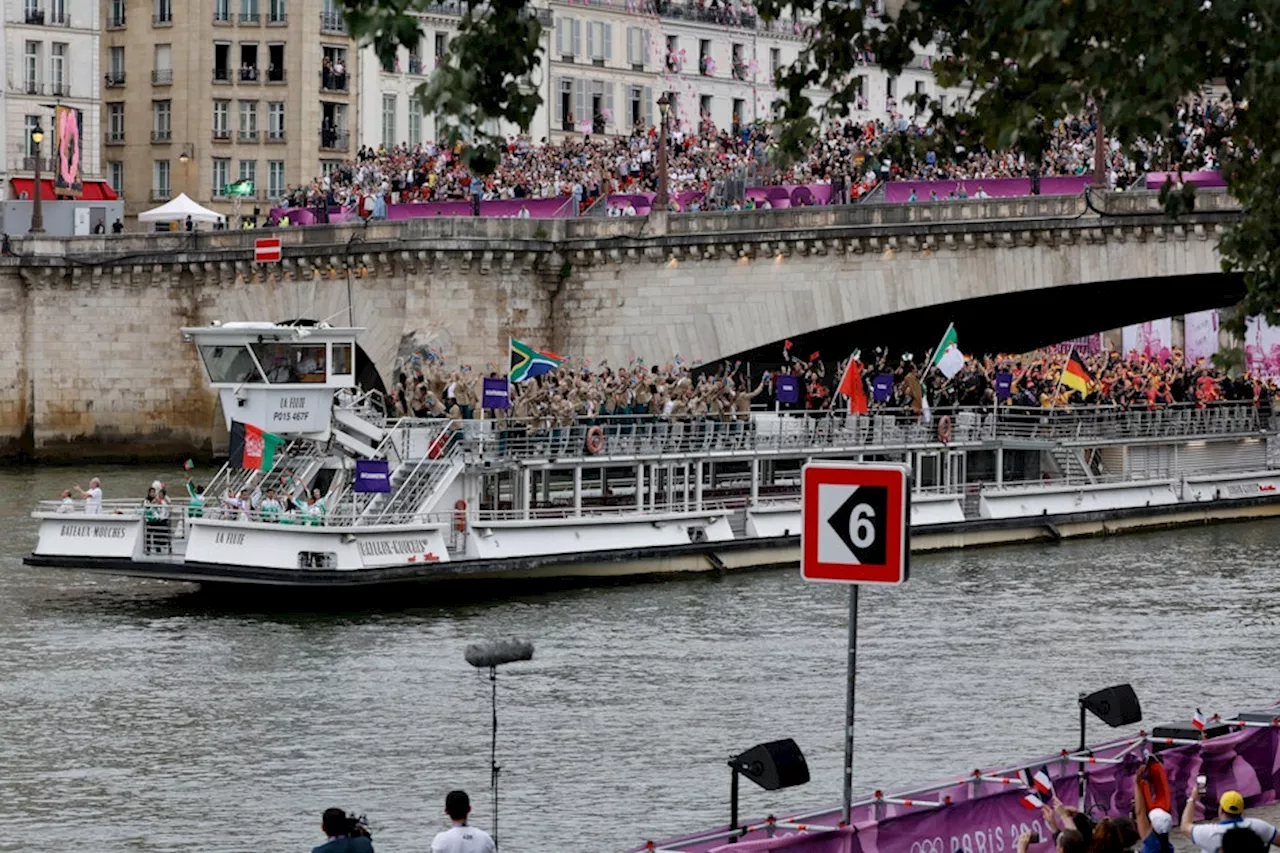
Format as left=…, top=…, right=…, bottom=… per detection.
left=838, top=357, right=868, bottom=414
left=784, top=339, right=793, bottom=350
left=809, top=351, right=821, bottom=362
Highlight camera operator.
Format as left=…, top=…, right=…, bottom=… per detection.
left=312, top=808, right=374, bottom=853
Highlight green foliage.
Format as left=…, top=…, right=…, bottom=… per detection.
left=347, top=0, right=1280, bottom=333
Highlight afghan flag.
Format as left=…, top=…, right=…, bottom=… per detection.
left=228, top=421, right=284, bottom=470
left=1061, top=349, right=1094, bottom=395
left=838, top=355, right=869, bottom=414
left=509, top=338, right=564, bottom=383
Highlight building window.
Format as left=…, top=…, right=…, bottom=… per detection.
left=108, top=47, right=126, bottom=85
left=240, top=0, right=259, bottom=24
left=107, top=103, right=126, bottom=142
left=320, top=160, right=342, bottom=177
left=586, top=21, right=612, bottom=65
left=321, top=0, right=344, bottom=33
left=109, top=0, right=127, bottom=27
left=913, top=79, right=926, bottom=115
left=212, top=100, right=230, bottom=138
left=267, top=44, right=285, bottom=81
left=214, top=0, right=230, bottom=22
left=51, top=43, right=68, bottom=96
left=434, top=31, right=448, bottom=63
left=108, top=161, right=125, bottom=196
left=268, top=0, right=286, bottom=23
left=381, top=95, right=397, bottom=148
left=268, top=160, right=285, bottom=198
left=770, top=47, right=780, bottom=78
left=154, top=0, right=172, bottom=24
left=152, top=100, right=172, bottom=142
left=731, top=43, right=746, bottom=80
left=239, top=101, right=259, bottom=140
left=556, top=77, right=574, bottom=130
left=626, top=27, right=650, bottom=70
left=212, top=158, right=230, bottom=197
left=699, top=94, right=712, bottom=127
left=407, top=98, right=422, bottom=147
left=555, top=19, right=579, bottom=61
left=589, top=79, right=612, bottom=133
left=238, top=159, right=257, bottom=191
left=152, top=160, right=171, bottom=200
left=49, top=0, right=66, bottom=25
left=322, top=47, right=348, bottom=91
left=24, top=115, right=41, bottom=157
left=24, top=42, right=41, bottom=94
left=240, top=44, right=259, bottom=80
left=732, top=97, right=745, bottom=128
left=268, top=102, right=285, bottom=140
left=699, top=39, right=712, bottom=76
left=665, top=35, right=678, bottom=72
left=153, top=44, right=172, bottom=85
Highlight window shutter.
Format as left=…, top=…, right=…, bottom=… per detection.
left=644, top=85, right=653, bottom=129
left=556, top=18, right=566, bottom=56
left=572, top=19, right=581, bottom=58
left=605, top=82, right=614, bottom=129
left=642, top=30, right=651, bottom=66
left=553, top=76, right=563, bottom=124
left=587, top=22, right=595, bottom=60
left=574, top=79, right=586, bottom=127
left=604, top=23, right=612, bottom=61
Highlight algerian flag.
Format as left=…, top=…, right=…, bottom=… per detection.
left=929, top=323, right=965, bottom=379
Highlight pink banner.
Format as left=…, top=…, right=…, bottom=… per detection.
left=884, top=177, right=1092, bottom=203
left=645, top=725, right=1280, bottom=853
left=1122, top=318, right=1174, bottom=362
left=1184, top=310, right=1220, bottom=366
left=1244, top=317, right=1280, bottom=379
left=1144, top=171, right=1226, bottom=190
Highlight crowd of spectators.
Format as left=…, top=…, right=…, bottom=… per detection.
left=281, top=92, right=1232, bottom=215
left=386, top=338, right=1273, bottom=428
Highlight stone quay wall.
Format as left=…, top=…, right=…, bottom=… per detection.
left=0, top=190, right=1240, bottom=460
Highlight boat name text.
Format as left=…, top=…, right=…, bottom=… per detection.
left=59, top=524, right=128, bottom=539
left=215, top=531, right=246, bottom=545
left=358, top=539, right=437, bottom=558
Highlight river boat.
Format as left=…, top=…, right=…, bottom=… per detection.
left=633, top=706, right=1280, bottom=853
left=23, top=322, right=1280, bottom=589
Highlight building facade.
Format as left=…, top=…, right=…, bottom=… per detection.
left=1, top=0, right=102, bottom=200
left=100, top=0, right=358, bottom=220
left=356, top=0, right=945, bottom=152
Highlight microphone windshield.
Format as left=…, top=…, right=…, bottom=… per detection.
left=464, top=639, right=535, bottom=669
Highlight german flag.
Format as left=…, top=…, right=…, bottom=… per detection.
left=1061, top=350, right=1094, bottom=395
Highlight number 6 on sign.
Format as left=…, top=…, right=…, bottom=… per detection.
left=801, top=462, right=909, bottom=584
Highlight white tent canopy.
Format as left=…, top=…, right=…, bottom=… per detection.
left=137, top=193, right=223, bottom=224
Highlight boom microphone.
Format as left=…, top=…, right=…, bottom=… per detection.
left=464, top=639, right=534, bottom=669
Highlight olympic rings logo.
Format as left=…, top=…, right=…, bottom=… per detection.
left=910, top=837, right=946, bottom=853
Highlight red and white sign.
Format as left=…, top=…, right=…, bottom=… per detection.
left=254, top=237, right=282, bottom=263
left=801, top=462, right=909, bottom=584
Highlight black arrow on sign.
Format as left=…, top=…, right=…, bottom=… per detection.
left=826, top=485, right=888, bottom=565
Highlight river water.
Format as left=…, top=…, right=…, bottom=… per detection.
left=2, top=464, right=1278, bottom=853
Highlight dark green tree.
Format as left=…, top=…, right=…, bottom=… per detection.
left=344, top=0, right=1278, bottom=350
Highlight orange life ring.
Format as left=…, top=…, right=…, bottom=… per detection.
left=937, top=415, right=953, bottom=444
left=585, top=425, right=605, bottom=455
left=454, top=499, right=467, bottom=532
left=1139, top=757, right=1172, bottom=813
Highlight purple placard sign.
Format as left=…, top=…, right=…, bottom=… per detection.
left=353, top=459, right=391, bottom=493
left=995, top=371, right=1013, bottom=401
left=872, top=374, right=894, bottom=403
left=776, top=375, right=800, bottom=404
left=482, top=377, right=511, bottom=410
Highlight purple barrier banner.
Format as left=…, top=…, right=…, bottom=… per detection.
left=744, top=184, right=835, bottom=209
left=606, top=191, right=705, bottom=214
left=269, top=206, right=357, bottom=226
left=482, top=376, right=511, bottom=410
left=776, top=375, right=801, bottom=404
left=387, top=197, right=573, bottom=220
left=872, top=374, right=894, bottom=402
left=353, top=459, right=391, bottom=493
left=1144, top=171, right=1226, bottom=190
left=884, top=176, right=1092, bottom=203
left=650, top=726, right=1280, bottom=853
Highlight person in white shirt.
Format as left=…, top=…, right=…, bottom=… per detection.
left=1182, top=786, right=1279, bottom=853
left=74, top=478, right=103, bottom=514
left=57, top=490, right=75, bottom=513
left=431, top=791, right=494, bottom=853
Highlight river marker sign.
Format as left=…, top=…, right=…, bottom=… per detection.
left=254, top=237, right=282, bottom=264
left=801, top=462, right=909, bottom=584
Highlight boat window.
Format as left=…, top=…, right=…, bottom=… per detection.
left=252, top=343, right=329, bottom=384
left=198, top=345, right=265, bottom=384
left=331, top=343, right=353, bottom=377
left=298, top=551, right=337, bottom=568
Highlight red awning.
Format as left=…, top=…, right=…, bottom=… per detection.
left=10, top=178, right=118, bottom=201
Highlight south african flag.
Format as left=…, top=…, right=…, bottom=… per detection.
left=509, top=338, right=564, bottom=383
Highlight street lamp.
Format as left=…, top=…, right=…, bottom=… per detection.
left=29, top=124, right=45, bottom=234
left=655, top=93, right=671, bottom=210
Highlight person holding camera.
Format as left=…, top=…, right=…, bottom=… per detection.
left=1180, top=776, right=1279, bottom=853
left=312, top=808, right=374, bottom=853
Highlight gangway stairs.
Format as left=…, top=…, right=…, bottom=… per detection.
left=360, top=425, right=465, bottom=523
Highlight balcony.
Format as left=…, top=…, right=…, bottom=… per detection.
left=239, top=67, right=260, bottom=82
left=319, top=130, right=349, bottom=151
left=213, top=10, right=230, bottom=23
left=212, top=186, right=228, bottom=200
left=213, top=67, right=231, bottom=83
left=320, top=71, right=349, bottom=92
left=105, top=71, right=126, bottom=87
left=409, top=57, right=424, bottom=74
left=212, top=128, right=232, bottom=141
left=151, top=188, right=171, bottom=201
left=239, top=129, right=259, bottom=142
left=51, top=82, right=70, bottom=97
left=49, top=10, right=68, bottom=24
left=152, top=129, right=172, bottom=142
left=106, top=130, right=125, bottom=144
left=658, top=1, right=757, bottom=29
left=152, top=69, right=173, bottom=85
left=266, top=67, right=286, bottom=83
left=22, top=156, right=55, bottom=172
left=24, top=8, right=44, bottom=24
left=107, top=12, right=126, bottom=28
left=239, top=11, right=259, bottom=24
left=21, top=80, right=45, bottom=95
left=266, top=129, right=286, bottom=142
left=267, top=12, right=286, bottom=24
left=732, top=60, right=747, bottom=81
left=320, top=11, right=345, bottom=33
left=153, top=10, right=173, bottom=26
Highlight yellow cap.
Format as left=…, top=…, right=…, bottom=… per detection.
left=1220, top=791, right=1245, bottom=816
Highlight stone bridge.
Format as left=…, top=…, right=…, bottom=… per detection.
left=0, top=190, right=1242, bottom=459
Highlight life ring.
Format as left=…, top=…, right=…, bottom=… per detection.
left=585, top=425, right=605, bottom=455
left=1139, top=757, right=1172, bottom=813
left=937, top=416, right=953, bottom=444
left=454, top=499, right=467, bottom=532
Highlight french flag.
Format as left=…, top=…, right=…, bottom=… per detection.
left=1021, top=768, right=1055, bottom=797
left=1022, top=793, right=1045, bottom=811
left=1192, top=709, right=1208, bottom=732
